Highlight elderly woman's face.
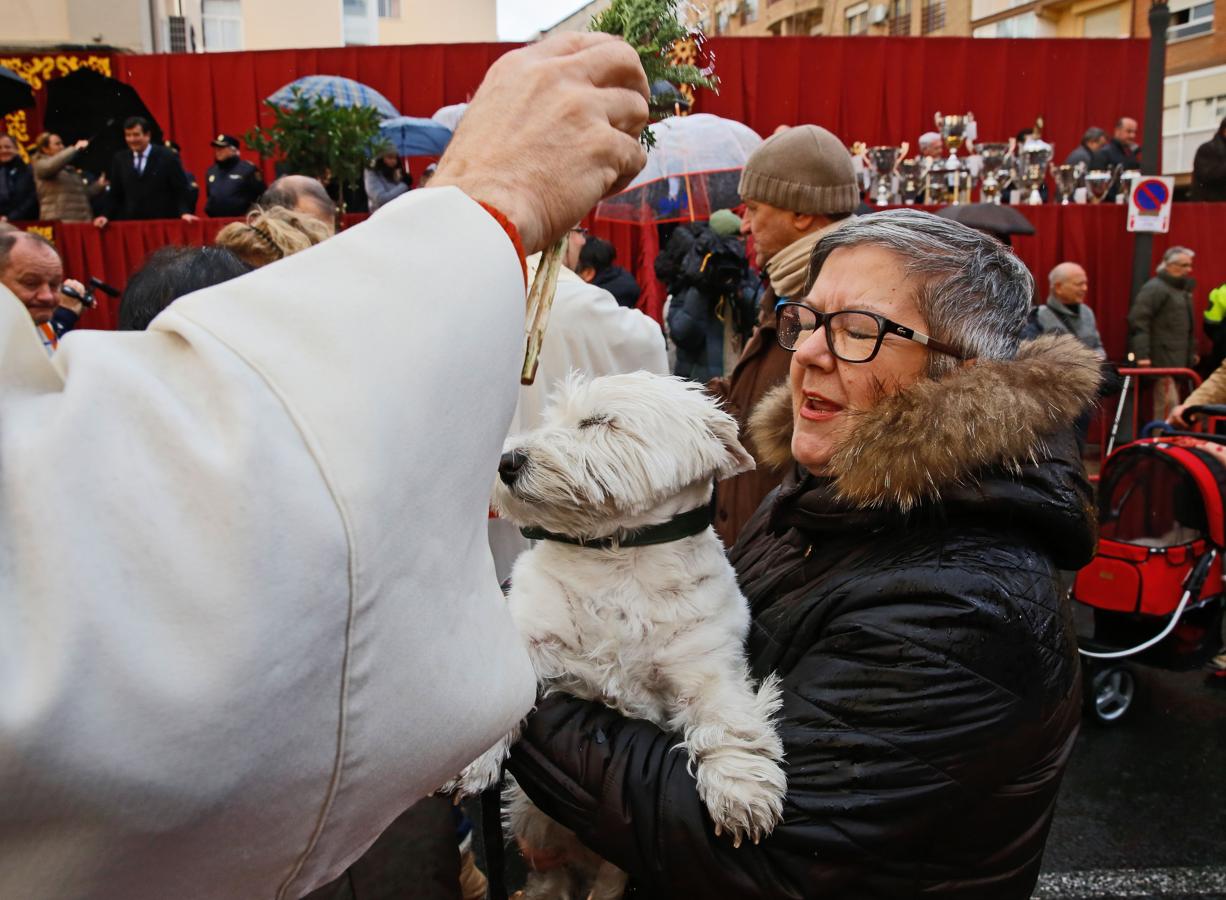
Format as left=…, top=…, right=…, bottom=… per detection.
left=790, top=245, right=932, bottom=473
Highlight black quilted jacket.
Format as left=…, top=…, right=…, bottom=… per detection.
left=508, top=336, right=1100, bottom=899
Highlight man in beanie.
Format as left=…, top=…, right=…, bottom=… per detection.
left=710, top=124, right=857, bottom=547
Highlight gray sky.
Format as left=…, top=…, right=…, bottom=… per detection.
left=498, top=0, right=589, bottom=40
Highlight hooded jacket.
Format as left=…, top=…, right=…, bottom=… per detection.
left=32, top=147, right=102, bottom=222
left=1191, top=127, right=1226, bottom=202
left=507, top=335, right=1100, bottom=899
left=1128, top=271, right=1196, bottom=368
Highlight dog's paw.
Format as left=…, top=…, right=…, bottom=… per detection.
left=695, top=748, right=787, bottom=848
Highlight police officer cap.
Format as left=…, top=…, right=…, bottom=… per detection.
left=210, top=134, right=241, bottom=149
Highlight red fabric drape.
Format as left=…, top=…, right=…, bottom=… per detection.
left=105, top=37, right=1149, bottom=216
left=113, top=43, right=520, bottom=205
left=47, top=204, right=1226, bottom=362
left=695, top=37, right=1149, bottom=170
left=49, top=213, right=368, bottom=329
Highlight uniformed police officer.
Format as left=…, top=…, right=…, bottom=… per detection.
left=204, top=134, right=265, bottom=218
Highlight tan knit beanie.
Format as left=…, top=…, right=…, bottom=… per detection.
left=738, top=125, right=858, bottom=216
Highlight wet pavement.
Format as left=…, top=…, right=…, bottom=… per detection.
left=1036, top=665, right=1226, bottom=898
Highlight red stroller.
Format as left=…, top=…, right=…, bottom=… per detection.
left=1072, top=405, right=1226, bottom=724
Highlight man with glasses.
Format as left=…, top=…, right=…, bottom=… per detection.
left=1129, top=246, right=1196, bottom=421
left=711, top=124, right=858, bottom=547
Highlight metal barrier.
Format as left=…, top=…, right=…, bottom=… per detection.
left=1090, top=367, right=1203, bottom=476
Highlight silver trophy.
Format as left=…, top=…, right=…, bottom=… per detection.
left=924, top=156, right=956, bottom=205
left=1117, top=169, right=1140, bottom=204
left=1084, top=166, right=1121, bottom=204
left=976, top=140, right=1015, bottom=205
left=934, top=111, right=975, bottom=205
left=1050, top=162, right=1085, bottom=205
left=1015, top=139, right=1054, bottom=205
left=898, top=158, right=923, bottom=205
left=866, top=142, right=909, bottom=206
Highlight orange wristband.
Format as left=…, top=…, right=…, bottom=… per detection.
left=477, top=201, right=528, bottom=289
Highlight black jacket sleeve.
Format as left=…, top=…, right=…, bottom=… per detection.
left=168, top=153, right=192, bottom=216
left=507, top=574, right=1045, bottom=899
left=5, top=165, right=38, bottom=221
left=102, top=154, right=124, bottom=220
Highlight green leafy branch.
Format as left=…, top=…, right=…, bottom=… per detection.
left=589, top=0, right=718, bottom=146
left=245, top=87, right=384, bottom=212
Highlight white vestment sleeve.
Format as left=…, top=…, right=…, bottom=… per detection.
left=0, top=186, right=537, bottom=900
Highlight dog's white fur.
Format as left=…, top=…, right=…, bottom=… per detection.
left=450, top=372, right=787, bottom=899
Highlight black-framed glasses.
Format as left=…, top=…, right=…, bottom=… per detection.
left=775, top=301, right=966, bottom=363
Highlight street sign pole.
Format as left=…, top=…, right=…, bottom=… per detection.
left=1130, top=0, right=1170, bottom=310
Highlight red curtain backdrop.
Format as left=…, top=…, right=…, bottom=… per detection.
left=113, top=44, right=521, bottom=203
left=48, top=204, right=1225, bottom=360
left=104, top=37, right=1150, bottom=217
left=694, top=38, right=1149, bottom=169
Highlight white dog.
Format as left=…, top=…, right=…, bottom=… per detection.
left=450, top=372, right=787, bottom=899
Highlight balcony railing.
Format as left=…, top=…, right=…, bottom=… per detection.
left=922, top=0, right=946, bottom=32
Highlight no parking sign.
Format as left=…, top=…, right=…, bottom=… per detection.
left=1127, top=176, right=1174, bottom=233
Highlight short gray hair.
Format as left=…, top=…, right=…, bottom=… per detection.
left=1082, top=126, right=1107, bottom=144
left=805, top=209, right=1033, bottom=377
left=1159, top=245, right=1194, bottom=269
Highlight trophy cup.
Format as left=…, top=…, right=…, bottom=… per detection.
left=867, top=142, right=909, bottom=206
left=1015, top=139, right=1054, bottom=205
left=924, top=156, right=955, bottom=205
left=1084, top=165, right=1121, bottom=204
left=934, top=111, right=975, bottom=205
left=1050, top=162, right=1085, bottom=205
left=976, top=140, right=1015, bottom=205
left=1118, top=169, right=1140, bottom=204
left=898, top=158, right=923, bottom=205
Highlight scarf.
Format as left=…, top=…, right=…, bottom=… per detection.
left=763, top=219, right=846, bottom=300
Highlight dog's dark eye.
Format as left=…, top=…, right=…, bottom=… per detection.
left=579, top=414, right=611, bottom=429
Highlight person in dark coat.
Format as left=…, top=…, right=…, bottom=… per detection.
left=708, top=124, right=858, bottom=548
left=0, top=133, right=38, bottom=222
left=665, top=212, right=758, bottom=381
left=204, top=134, right=265, bottom=218
left=504, top=210, right=1099, bottom=899
left=93, top=117, right=196, bottom=227
left=1129, top=245, right=1197, bottom=420
left=1191, top=116, right=1226, bottom=202
left=576, top=236, right=640, bottom=309
left=1092, top=116, right=1141, bottom=201
left=1064, top=126, right=1107, bottom=168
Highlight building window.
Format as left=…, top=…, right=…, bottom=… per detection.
left=202, top=0, right=242, bottom=51
left=846, top=2, right=870, bottom=34
left=741, top=0, right=759, bottom=25
left=378, top=0, right=400, bottom=16
left=890, top=0, right=912, bottom=34
left=922, top=0, right=946, bottom=33
left=1188, top=93, right=1226, bottom=128
left=1168, top=0, right=1214, bottom=41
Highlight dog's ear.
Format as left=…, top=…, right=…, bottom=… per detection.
left=707, top=407, right=756, bottom=479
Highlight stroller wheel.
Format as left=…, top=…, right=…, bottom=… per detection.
left=1086, top=664, right=1137, bottom=724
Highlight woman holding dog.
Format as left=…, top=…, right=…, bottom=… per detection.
left=506, top=209, right=1100, bottom=898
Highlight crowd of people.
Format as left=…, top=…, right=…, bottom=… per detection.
left=2, top=31, right=1226, bottom=900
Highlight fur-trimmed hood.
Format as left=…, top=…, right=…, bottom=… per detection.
left=747, top=334, right=1103, bottom=512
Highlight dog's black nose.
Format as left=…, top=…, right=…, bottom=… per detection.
left=499, top=450, right=528, bottom=485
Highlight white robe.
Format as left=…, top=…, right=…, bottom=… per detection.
left=0, top=187, right=537, bottom=899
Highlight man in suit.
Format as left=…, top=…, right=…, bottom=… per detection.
left=93, top=116, right=197, bottom=227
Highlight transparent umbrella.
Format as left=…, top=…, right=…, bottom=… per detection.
left=595, top=114, right=763, bottom=224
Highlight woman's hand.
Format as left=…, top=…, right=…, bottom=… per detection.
left=73, top=139, right=89, bottom=151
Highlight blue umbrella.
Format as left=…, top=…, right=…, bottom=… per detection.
left=267, top=75, right=399, bottom=119
left=378, top=116, right=453, bottom=157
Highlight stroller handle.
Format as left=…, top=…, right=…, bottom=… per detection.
left=1080, top=548, right=1218, bottom=660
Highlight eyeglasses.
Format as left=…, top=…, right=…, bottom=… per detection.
left=570, top=227, right=590, bottom=237
left=775, top=301, right=966, bottom=363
